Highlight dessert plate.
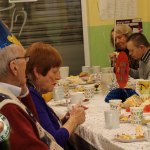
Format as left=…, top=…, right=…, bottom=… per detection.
left=114, top=134, right=145, bottom=143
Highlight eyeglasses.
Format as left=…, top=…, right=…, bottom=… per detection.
left=10, top=56, right=30, bottom=63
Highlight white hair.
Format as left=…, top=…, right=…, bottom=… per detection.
left=0, top=44, right=20, bottom=77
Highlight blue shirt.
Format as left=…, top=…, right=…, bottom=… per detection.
left=27, top=83, right=69, bottom=148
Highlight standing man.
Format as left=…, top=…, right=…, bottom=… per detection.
left=127, top=33, right=150, bottom=79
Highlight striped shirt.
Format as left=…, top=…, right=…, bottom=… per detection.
left=141, top=49, right=150, bottom=63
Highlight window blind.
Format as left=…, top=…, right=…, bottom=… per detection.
left=0, top=0, right=83, bottom=47
left=0, top=0, right=84, bottom=75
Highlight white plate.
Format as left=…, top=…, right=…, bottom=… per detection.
left=143, top=112, right=150, bottom=115
left=69, top=84, right=77, bottom=88
left=114, top=134, right=146, bottom=143
left=79, top=82, right=95, bottom=85
left=114, top=137, right=146, bottom=143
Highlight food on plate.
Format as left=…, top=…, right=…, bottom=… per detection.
left=136, top=80, right=150, bottom=95
left=72, top=86, right=85, bottom=92
left=119, top=114, right=130, bottom=122
left=79, top=72, right=95, bottom=84
left=143, top=116, right=150, bottom=124
left=140, top=97, right=150, bottom=107
left=79, top=72, right=89, bottom=77
left=115, top=125, right=144, bottom=142
left=116, top=134, right=133, bottom=140
left=135, top=125, right=144, bottom=139
left=87, top=74, right=95, bottom=84
left=122, top=95, right=143, bottom=108
left=140, top=94, right=150, bottom=102
left=67, top=76, right=86, bottom=85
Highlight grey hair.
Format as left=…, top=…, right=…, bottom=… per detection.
left=0, top=44, right=20, bottom=77
left=114, top=24, right=132, bottom=37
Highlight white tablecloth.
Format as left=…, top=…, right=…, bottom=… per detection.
left=48, top=94, right=150, bottom=150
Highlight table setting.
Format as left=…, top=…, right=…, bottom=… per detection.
left=47, top=55, right=150, bottom=150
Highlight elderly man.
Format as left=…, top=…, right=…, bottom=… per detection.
left=0, top=20, right=62, bottom=150
left=127, top=33, right=150, bottom=79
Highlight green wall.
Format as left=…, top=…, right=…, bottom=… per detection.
left=88, top=22, right=150, bottom=67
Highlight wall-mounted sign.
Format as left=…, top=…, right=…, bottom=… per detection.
left=116, top=18, right=143, bottom=33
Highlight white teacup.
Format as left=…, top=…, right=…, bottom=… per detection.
left=104, top=110, right=120, bottom=129
left=70, top=92, right=85, bottom=104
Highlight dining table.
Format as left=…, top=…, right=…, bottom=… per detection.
left=47, top=91, right=150, bottom=150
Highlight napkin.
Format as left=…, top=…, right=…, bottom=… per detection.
left=105, top=88, right=138, bottom=103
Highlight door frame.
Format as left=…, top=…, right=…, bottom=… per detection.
left=81, top=0, right=90, bottom=66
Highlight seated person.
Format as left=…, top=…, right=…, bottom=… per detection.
left=127, top=33, right=150, bottom=79
left=0, top=20, right=59, bottom=150
left=109, top=24, right=139, bottom=69
left=25, top=42, right=86, bottom=148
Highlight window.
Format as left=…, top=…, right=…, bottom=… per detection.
left=0, top=0, right=84, bottom=75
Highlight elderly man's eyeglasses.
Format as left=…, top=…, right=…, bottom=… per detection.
left=11, top=56, right=30, bottom=63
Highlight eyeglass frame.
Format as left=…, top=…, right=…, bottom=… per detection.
left=10, top=56, right=30, bottom=63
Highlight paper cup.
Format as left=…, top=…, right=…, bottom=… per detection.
left=60, top=66, right=69, bottom=79
left=53, top=86, right=64, bottom=101
left=104, top=110, right=120, bottom=129
left=84, top=85, right=94, bottom=99
left=130, top=107, right=144, bottom=125
left=82, top=66, right=91, bottom=74
left=109, top=99, right=122, bottom=114
left=57, top=79, right=70, bottom=96
left=92, top=66, right=101, bottom=74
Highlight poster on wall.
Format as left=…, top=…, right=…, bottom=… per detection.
left=99, top=0, right=137, bottom=20
left=116, top=18, right=143, bottom=33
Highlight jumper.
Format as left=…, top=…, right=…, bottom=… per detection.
left=27, top=83, right=69, bottom=148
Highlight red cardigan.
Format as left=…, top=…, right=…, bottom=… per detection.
left=0, top=94, right=49, bottom=150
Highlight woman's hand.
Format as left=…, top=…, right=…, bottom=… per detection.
left=69, top=105, right=86, bottom=125
left=62, top=104, right=86, bottom=135
left=62, top=104, right=87, bottom=124
left=109, top=52, right=119, bottom=66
